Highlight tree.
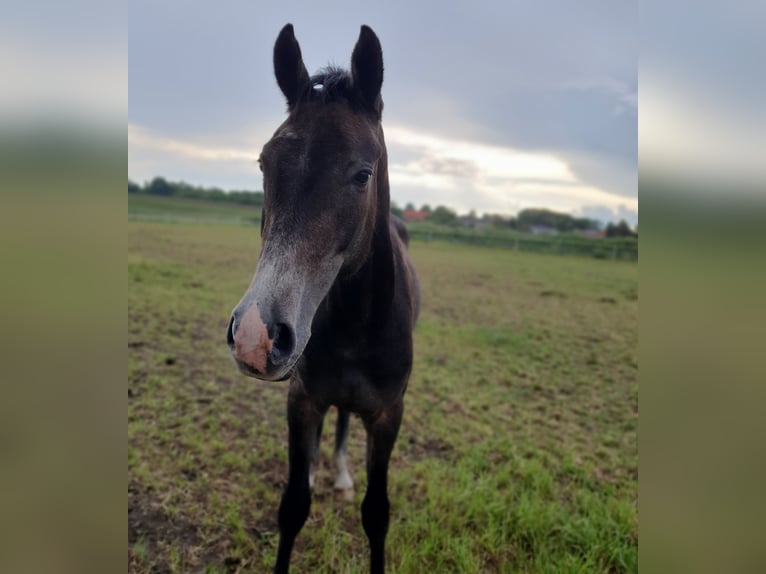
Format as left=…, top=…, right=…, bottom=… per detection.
left=128, top=180, right=141, bottom=194
left=574, top=217, right=601, bottom=232
left=390, top=201, right=403, bottom=218
left=147, top=177, right=173, bottom=196
left=404, top=202, right=416, bottom=212
left=488, top=214, right=508, bottom=228
left=430, top=205, right=459, bottom=226
left=420, top=204, right=432, bottom=213
left=517, top=208, right=599, bottom=233
left=605, top=220, right=636, bottom=238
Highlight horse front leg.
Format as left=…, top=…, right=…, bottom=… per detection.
left=361, top=400, right=403, bottom=574
left=274, top=382, right=324, bottom=574
left=309, top=415, right=324, bottom=490
left=333, top=408, right=354, bottom=499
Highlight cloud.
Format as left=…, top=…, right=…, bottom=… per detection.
left=128, top=124, right=257, bottom=163
left=128, top=123, right=262, bottom=189
left=385, top=124, right=636, bottom=216
left=556, top=77, right=637, bottom=111
left=128, top=121, right=637, bottom=222
left=387, top=125, right=576, bottom=183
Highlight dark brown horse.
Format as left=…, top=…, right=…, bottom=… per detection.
left=226, top=24, right=419, bottom=574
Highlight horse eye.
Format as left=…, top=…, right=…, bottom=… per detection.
left=353, top=169, right=372, bottom=187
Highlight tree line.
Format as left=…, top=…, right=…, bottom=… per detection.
left=129, top=177, right=264, bottom=206
left=604, top=220, right=638, bottom=238
left=390, top=203, right=633, bottom=235
left=129, top=178, right=635, bottom=237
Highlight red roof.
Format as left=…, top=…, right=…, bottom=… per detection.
left=403, top=210, right=429, bottom=222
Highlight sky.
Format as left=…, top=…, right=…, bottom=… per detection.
left=129, top=1, right=637, bottom=226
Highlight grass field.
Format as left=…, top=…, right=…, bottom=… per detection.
left=127, top=194, right=637, bottom=261
left=128, top=218, right=638, bottom=573
left=129, top=194, right=262, bottom=226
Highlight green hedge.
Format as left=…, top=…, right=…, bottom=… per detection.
left=407, top=228, right=638, bottom=261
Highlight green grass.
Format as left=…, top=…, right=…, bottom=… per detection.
left=129, top=194, right=262, bottom=226
left=128, top=220, right=637, bottom=573
left=128, top=194, right=637, bottom=260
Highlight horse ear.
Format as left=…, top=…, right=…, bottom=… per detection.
left=351, top=25, right=384, bottom=114
left=273, top=23, right=309, bottom=107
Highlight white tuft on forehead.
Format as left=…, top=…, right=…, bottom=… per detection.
left=312, top=83, right=324, bottom=92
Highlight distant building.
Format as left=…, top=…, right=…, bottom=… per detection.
left=403, top=209, right=429, bottom=222
left=458, top=214, right=490, bottom=229
left=528, top=225, right=559, bottom=236
left=459, top=214, right=477, bottom=228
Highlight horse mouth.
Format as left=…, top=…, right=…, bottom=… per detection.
left=231, top=355, right=294, bottom=382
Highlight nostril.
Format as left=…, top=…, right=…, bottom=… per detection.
left=226, top=315, right=236, bottom=349
left=268, top=322, right=294, bottom=364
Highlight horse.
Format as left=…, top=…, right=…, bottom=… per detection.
left=226, top=23, right=420, bottom=574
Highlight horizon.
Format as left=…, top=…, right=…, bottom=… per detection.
left=129, top=175, right=636, bottom=228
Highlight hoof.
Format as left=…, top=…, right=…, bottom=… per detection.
left=334, top=487, right=355, bottom=502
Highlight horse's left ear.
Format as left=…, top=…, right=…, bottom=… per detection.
left=274, top=23, right=310, bottom=108
left=351, top=25, right=384, bottom=114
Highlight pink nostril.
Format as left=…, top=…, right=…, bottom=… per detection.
left=269, top=323, right=294, bottom=366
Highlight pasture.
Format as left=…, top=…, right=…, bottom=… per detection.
left=128, top=218, right=637, bottom=573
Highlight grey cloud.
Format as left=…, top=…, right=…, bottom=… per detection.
left=415, top=157, right=480, bottom=180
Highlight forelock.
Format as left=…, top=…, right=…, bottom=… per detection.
left=294, top=66, right=382, bottom=117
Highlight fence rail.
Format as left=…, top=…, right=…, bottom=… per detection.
left=407, top=229, right=638, bottom=261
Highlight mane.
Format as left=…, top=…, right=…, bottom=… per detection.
left=296, top=66, right=382, bottom=116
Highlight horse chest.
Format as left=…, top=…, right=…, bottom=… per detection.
left=298, top=363, right=375, bottom=413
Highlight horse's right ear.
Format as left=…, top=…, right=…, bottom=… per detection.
left=351, top=25, right=384, bottom=115
left=273, top=23, right=309, bottom=107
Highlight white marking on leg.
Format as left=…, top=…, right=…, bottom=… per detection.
left=309, top=446, right=319, bottom=490
left=333, top=451, right=353, bottom=490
